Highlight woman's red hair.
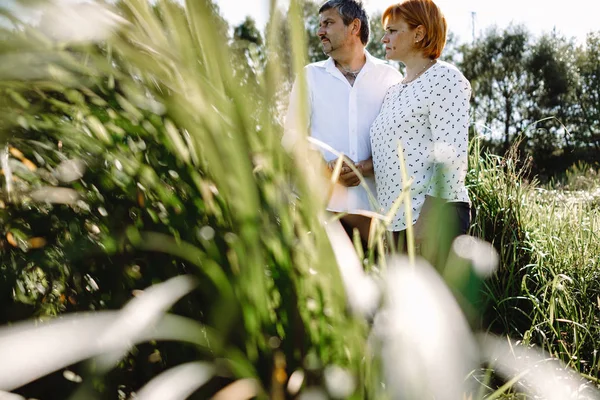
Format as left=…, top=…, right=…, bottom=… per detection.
left=382, top=0, right=447, bottom=59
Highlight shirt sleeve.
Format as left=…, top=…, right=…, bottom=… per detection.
left=282, top=69, right=311, bottom=150
left=427, top=66, right=472, bottom=199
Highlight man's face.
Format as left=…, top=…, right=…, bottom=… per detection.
left=317, top=8, right=351, bottom=56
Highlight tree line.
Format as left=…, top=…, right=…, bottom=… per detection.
left=227, top=1, right=600, bottom=180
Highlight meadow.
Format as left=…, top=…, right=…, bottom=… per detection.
left=468, top=145, right=600, bottom=397
left=0, top=0, right=598, bottom=399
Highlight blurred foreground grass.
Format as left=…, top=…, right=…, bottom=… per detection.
left=0, top=0, right=599, bottom=399
left=0, top=0, right=366, bottom=397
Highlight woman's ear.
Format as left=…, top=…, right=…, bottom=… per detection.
left=414, top=24, right=426, bottom=43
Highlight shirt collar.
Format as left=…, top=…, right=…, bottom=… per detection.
left=323, top=49, right=376, bottom=76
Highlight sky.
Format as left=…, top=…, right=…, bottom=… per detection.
left=214, top=0, right=597, bottom=45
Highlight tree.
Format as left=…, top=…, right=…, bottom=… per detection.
left=366, top=12, right=386, bottom=60
left=263, top=0, right=323, bottom=83
left=521, top=31, right=580, bottom=176
left=573, top=32, right=600, bottom=151
left=440, top=31, right=461, bottom=64
left=232, top=16, right=264, bottom=78
left=460, top=25, right=532, bottom=151
left=303, top=0, right=325, bottom=63
left=234, top=15, right=262, bottom=46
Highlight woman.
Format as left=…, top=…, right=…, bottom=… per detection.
left=370, top=0, right=472, bottom=255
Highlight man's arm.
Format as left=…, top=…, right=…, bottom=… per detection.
left=332, top=65, right=400, bottom=187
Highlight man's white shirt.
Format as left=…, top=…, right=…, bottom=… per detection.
left=284, top=50, right=402, bottom=213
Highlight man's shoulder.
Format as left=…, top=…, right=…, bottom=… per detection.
left=304, top=59, right=329, bottom=70
left=367, top=56, right=401, bottom=76
left=367, top=54, right=389, bottom=65
left=376, top=63, right=402, bottom=76
left=300, top=59, right=331, bottom=82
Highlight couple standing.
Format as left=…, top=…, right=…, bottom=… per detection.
left=284, top=0, right=472, bottom=253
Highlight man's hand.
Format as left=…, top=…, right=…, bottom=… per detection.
left=339, top=166, right=360, bottom=187
left=327, top=158, right=372, bottom=187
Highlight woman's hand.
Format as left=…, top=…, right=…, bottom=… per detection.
left=356, top=158, right=373, bottom=177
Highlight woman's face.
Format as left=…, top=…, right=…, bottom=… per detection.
left=381, top=16, right=419, bottom=61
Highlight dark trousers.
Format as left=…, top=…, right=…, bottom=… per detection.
left=340, top=217, right=369, bottom=250
left=392, top=201, right=474, bottom=268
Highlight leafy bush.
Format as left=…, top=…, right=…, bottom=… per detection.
left=0, top=0, right=364, bottom=396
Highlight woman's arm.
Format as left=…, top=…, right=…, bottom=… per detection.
left=426, top=66, right=472, bottom=199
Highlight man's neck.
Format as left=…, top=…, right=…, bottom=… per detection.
left=332, top=45, right=366, bottom=72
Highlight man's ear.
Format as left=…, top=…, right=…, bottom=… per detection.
left=351, top=18, right=361, bottom=36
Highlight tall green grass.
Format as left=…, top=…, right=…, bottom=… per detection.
left=469, top=140, right=600, bottom=381
left=0, top=0, right=366, bottom=397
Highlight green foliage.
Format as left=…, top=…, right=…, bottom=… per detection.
left=560, top=162, right=600, bottom=192
left=263, top=0, right=324, bottom=82
left=468, top=142, right=600, bottom=379
left=234, top=16, right=263, bottom=46
left=573, top=32, right=600, bottom=150
left=439, top=31, right=461, bottom=64
left=0, top=0, right=366, bottom=397
left=460, top=25, right=531, bottom=150
left=460, top=26, right=600, bottom=179
left=366, top=12, right=386, bottom=60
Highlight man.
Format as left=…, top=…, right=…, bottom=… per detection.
left=284, top=0, right=402, bottom=242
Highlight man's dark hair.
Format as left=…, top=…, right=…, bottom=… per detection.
left=319, top=0, right=370, bottom=45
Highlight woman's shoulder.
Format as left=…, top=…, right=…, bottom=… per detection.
left=384, top=81, right=405, bottom=96
left=431, top=60, right=469, bottom=82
